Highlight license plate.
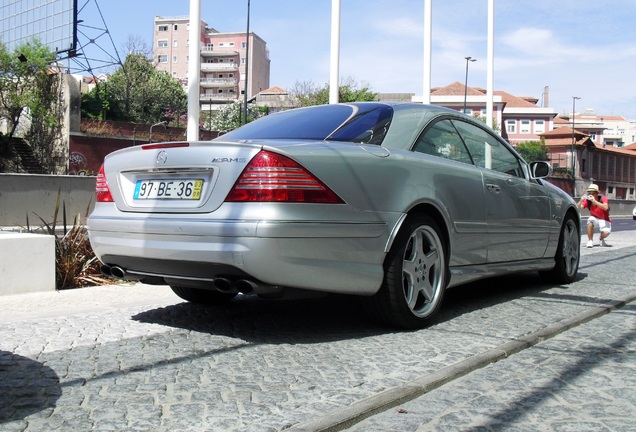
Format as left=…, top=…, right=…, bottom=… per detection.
left=134, top=179, right=204, bottom=200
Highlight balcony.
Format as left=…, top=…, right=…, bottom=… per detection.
left=200, top=93, right=238, bottom=103
left=200, top=77, right=237, bottom=88
left=201, top=47, right=239, bottom=57
left=200, top=63, right=239, bottom=72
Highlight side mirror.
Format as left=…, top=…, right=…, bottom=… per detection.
left=530, top=161, right=552, bottom=179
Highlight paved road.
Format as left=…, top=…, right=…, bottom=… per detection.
left=0, top=231, right=635, bottom=431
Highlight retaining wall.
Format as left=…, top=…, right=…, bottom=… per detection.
left=0, top=173, right=95, bottom=228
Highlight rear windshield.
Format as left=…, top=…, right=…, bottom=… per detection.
left=217, top=104, right=393, bottom=145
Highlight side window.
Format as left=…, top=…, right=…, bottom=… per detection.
left=452, top=120, right=523, bottom=177
left=413, top=119, right=472, bottom=165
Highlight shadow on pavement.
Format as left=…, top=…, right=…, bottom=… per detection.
left=0, top=351, right=61, bottom=424
left=132, top=272, right=563, bottom=340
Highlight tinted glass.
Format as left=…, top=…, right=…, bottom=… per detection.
left=328, top=106, right=393, bottom=144
left=413, top=119, right=472, bottom=165
left=452, top=120, right=523, bottom=177
left=218, top=105, right=354, bottom=140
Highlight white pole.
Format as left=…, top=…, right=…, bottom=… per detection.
left=329, top=0, right=341, bottom=104
left=422, top=0, right=432, bottom=104
left=486, top=0, right=494, bottom=129
left=187, top=0, right=202, bottom=141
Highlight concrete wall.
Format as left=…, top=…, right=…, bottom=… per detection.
left=0, top=174, right=95, bottom=228
left=0, top=232, right=55, bottom=294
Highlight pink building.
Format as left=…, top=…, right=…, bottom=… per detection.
left=153, top=16, right=270, bottom=109
left=419, top=81, right=556, bottom=145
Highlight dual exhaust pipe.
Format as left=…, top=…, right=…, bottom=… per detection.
left=101, top=264, right=127, bottom=279
left=100, top=264, right=266, bottom=295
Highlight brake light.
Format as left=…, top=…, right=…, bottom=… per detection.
left=225, top=150, right=344, bottom=203
left=96, top=164, right=114, bottom=202
left=141, top=142, right=190, bottom=150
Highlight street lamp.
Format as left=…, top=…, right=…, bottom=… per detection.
left=571, top=96, right=581, bottom=185
left=149, top=121, right=167, bottom=144
left=463, top=56, right=476, bottom=113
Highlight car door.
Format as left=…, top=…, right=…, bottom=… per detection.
left=451, top=119, right=552, bottom=262
left=412, top=118, right=488, bottom=265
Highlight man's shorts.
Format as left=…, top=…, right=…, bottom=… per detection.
left=587, top=216, right=612, bottom=233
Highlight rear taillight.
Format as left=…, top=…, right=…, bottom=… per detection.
left=225, top=150, right=344, bottom=203
left=96, top=164, right=114, bottom=202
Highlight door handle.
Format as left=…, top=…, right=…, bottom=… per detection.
left=486, top=183, right=501, bottom=193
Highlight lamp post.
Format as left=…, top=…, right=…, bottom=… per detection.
left=149, top=121, right=167, bottom=144
left=571, top=96, right=581, bottom=185
left=463, top=56, right=476, bottom=113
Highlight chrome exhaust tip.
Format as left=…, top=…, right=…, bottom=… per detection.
left=110, top=266, right=127, bottom=279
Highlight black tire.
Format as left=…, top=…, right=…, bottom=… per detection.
left=540, top=214, right=580, bottom=284
left=364, top=215, right=447, bottom=329
left=170, top=286, right=237, bottom=304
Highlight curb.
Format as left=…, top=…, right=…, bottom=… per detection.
left=287, top=290, right=636, bottom=432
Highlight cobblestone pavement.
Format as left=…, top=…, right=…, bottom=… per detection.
left=340, top=303, right=636, bottom=432
left=0, top=232, right=635, bottom=432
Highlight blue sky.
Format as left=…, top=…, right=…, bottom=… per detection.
left=77, top=0, right=636, bottom=119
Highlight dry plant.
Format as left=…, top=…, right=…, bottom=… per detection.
left=30, top=189, right=110, bottom=289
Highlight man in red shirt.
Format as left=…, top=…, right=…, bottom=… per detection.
left=578, top=183, right=611, bottom=248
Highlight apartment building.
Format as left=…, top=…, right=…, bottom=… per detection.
left=554, top=109, right=636, bottom=148
left=153, top=16, right=270, bottom=110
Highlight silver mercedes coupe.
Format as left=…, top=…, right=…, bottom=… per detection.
left=87, top=102, right=581, bottom=328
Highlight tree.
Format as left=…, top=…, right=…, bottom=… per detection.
left=208, top=102, right=264, bottom=133
left=0, top=40, right=65, bottom=173
left=81, top=53, right=187, bottom=124
left=515, top=138, right=550, bottom=162
left=289, top=77, right=378, bottom=107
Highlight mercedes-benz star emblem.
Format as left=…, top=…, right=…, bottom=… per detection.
left=156, top=151, right=168, bottom=165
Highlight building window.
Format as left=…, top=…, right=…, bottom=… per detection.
left=506, top=120, right=516, bottom=133
left=158, top=25, right=168, bottom=32
left=172, top=56, right=177, bottom=63
left=241, top=41, right=247, bottom=49
left=241, top=57, right=246, bottom=65
left=158, top=55, right=168, bottom=63
left=186, top=56, right=189, bottom=63
left=172, top=71, right=177, bottom=77
left=520, top=120, right=531, bottom=134
left=174, top=24, right=178, bottom=31
left=534, top=120, right=545, bottom=134
left=173, top=40, right=178, bottom=47
left=158, top=40, right=168, bottom=48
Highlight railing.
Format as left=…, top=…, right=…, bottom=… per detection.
left=199, top=93, right=237, bottom=101
left=200, top=47, right=238, bottom=56
left=200, top=63, right=239, bottom=71
left=200, top=78, right=237, bottom=87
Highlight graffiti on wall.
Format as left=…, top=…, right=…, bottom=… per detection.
left=69, top=152, right=94, bottom=176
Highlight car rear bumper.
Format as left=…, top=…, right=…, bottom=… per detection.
left=88, top=216, right=389, bottom=295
